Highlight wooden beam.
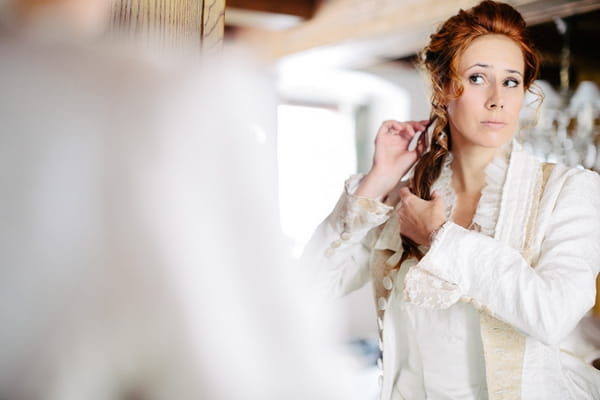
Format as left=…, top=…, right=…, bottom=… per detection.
left=109, top=0, right=225, bottom=51
left=241, top=0, right=600, bottom=67
left=203, top=0, right=225, bottom=51
left=226, top=0, right=317, bottom=19
left=253, top=0, right=482, bottom=61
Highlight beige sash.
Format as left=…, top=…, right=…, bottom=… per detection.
left=479, top=162, right=554, bottom=399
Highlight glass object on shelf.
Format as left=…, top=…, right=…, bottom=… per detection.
left=519, top=80, right=600, bottom=171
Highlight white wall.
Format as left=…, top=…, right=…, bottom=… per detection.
left=276, top=64, right=431, bottom=343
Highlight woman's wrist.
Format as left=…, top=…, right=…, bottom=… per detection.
left=429, top=220, right=448, bottom=246
left=354, top=172, right=398, bottom=200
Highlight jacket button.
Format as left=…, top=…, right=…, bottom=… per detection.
left=340, top=232, right=351, bottom=240
left=377, top=297, right=387, bottom=310
left=382, top=276, right=393, bottom=290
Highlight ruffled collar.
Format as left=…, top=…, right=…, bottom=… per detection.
left=374, top=142, right=512, bottom=257
left=431, top=153, right=456, bottom=224
left=471, top=143, right=511, bottom=237
left=438, top=142, right=511, bottom=237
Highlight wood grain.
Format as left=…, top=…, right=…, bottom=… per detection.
left=202, top=0, right=225, bottom=52
left=109, top=0, right=224, bottom=50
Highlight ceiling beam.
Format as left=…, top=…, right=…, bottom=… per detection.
left=226, top=0, right=318, bottom=19
left=238, top=0, right=600, bottom=69
left=249, top=0, right=486, bottom=62
left=516, top=0, right=600, bottom=25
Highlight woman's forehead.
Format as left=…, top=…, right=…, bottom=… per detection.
left=458, top=34, right=525, bottom=73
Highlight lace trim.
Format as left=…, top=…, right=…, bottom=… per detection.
left=431, top=153, right=455, bottom=221
left=403, top=259, right=461, bottom=309
left=342, top=174, right=393, bottom=232
left=472, top=145, right=511, bottom=237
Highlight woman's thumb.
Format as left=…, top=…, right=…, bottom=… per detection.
left=431, top=190, right=443, bottom=204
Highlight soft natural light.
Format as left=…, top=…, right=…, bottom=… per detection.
left=277, top=104, right=356, bottom=258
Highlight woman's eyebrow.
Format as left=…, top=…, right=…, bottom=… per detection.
left=506, top=69, right=523, bottom=76
left=465, top=63, right=523, bottom=76
left=466, top=63, right=491, bottom=70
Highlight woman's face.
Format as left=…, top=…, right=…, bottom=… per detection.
left=446, top=34, right=525, bottom=150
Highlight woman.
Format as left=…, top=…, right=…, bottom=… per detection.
left=304, top=1, right=600, bottom=399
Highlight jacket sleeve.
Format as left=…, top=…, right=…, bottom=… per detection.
left=416, top=169, right=600, bottom=345
left=301, top=175, right=393, bottom=298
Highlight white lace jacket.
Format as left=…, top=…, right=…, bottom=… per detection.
left=304, top=142, right=600, bottom=400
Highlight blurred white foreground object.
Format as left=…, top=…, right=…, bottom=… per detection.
left=0, top=2, right=360, bottom=399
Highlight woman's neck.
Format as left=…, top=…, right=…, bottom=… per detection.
left=451, top=145, right=497, bottom=194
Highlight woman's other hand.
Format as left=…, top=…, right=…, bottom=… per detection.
left=355, top=120, right=429, bottom=200
left=397, top=188, right=446, bottom=247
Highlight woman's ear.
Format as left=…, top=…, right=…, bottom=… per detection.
left=444, top=77, right=464, bottom=101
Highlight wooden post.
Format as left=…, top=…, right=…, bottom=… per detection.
left=202, top=0, right=225, bottom=51
left=109, top=0, right=224, bottom=50
left=595, top=275, right=600, bottom=318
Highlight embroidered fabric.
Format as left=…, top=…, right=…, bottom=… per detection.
left=403, top=259, right=462, bottom=309
left=374, top=205, right=402, bottom=254
left=341, top=174, right=393, bottom=232
left=480, top=312, right=526, bottom=399
left=403, top=147, right=510, bottom=309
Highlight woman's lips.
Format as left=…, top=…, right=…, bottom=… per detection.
left=481, top=121, right=506, bottom=129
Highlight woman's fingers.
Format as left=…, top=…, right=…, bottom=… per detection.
left=385, top=121, right=414, bottom=138
left=397, top=186, right=447, bottom=246
left=398, top=187, right=413, bottom=202
left=381, top=120, right=430, bottom=142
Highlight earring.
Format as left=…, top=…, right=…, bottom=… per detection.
left=436, top=130, right=449, bottom=151
left=437, top=130, right=446, bottom=142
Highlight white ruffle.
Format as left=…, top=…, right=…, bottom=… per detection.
left=471, top=145, right=511, bottom=237
left=431, top=153, right=456, bottom=221
left=403, top=145, right=511, bottom=309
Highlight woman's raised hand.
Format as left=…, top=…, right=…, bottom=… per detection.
left=397, top=188, right=446, bottom=247
left=355, top=119, right=429, bottom=200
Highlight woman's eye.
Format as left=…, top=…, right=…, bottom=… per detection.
left=504, top=78, right=521, bottom=88
left=468, top=74, right=484, bottom=85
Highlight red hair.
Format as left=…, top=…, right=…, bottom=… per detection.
left=400, top=0, right=541, bottom=263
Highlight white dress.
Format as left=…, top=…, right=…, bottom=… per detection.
left=304, top=141, right=600, bottom=399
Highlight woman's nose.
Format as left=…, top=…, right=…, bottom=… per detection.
left=485, top=86, right=504, bottom=109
